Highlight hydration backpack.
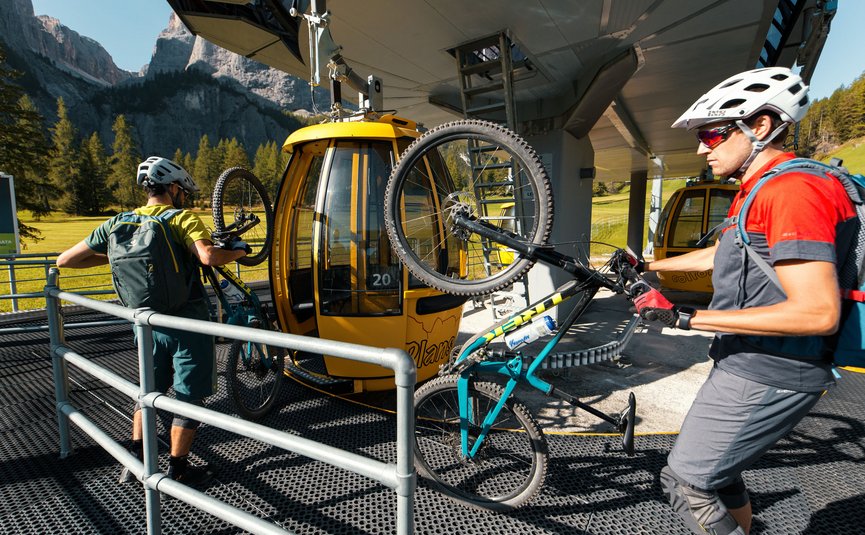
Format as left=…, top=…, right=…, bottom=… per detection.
left=734, top=158, right=865, bottom=368
left=107, top=209, right=194, bottom=313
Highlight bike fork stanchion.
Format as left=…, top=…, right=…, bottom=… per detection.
left=134, top=309, right=163, bottom=535
left=46, top=268, right=73, bottom=458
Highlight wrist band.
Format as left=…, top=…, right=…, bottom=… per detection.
left=676, top=306, right=696, bottom=330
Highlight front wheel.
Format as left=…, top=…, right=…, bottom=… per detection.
left=385, top=120, right=553, bottom=296
left=212, top=167, right=274, bottom=266
left=227, top=338, right=285, bottom=420
left=413, top=375, right=548, bottom=511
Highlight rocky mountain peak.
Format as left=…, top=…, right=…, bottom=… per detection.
left=1, top=0, right=133, bottom=86
left=143, top=12, right=313, bottom=110
left=1, top=1, right=314, bottom=158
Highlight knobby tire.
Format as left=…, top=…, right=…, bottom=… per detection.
left=384, top=120, right=553, bottom=296
left=413, top=375, right=548, bottom=511
left=227, top=338, right=285, bottom=420
left=212, top=167, right=274, bottom=266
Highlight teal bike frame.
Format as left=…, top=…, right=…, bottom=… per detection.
left=448, top=214, right=638, bottom=458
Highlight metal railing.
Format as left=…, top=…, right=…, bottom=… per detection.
left=2, top=252, right=265, bottom=313
left=44, top=268, right=417, bottom=535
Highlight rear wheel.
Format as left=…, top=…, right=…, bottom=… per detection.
left=212, top=167, right=274, bottom=266
left=413, top=375, right=548, bottom=511
left=384, top=120, right=553, bottom=296
left=227, top=337, right=285, bottom=420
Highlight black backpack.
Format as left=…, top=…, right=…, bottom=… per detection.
left=107, top=209, right=195, bottom=313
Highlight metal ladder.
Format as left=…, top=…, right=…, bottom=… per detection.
left=454, top=32, right=530, bottom=318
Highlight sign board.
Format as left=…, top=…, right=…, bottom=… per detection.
left=0, top=173, right=21, bottom=255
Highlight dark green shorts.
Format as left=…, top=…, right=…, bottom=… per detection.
left=138, top=299, right=215, bottom=402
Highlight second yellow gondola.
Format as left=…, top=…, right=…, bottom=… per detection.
left=653, top=180, right=738, bottom=293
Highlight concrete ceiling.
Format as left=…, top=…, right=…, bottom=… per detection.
left=169, top=0, right=831, bottom=181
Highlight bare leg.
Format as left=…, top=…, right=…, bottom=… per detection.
left=729, top=503, right=752, bottom=535
left=170, top=426, right=196, bottom=457
left=132, top=409, right=142, bottom=441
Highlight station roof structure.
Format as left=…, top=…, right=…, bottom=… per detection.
left=167, top=0, right=834, bottom=181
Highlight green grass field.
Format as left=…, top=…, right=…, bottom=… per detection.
left=818, top=137, right=865, bottom=173
left=2, top=210, right=268, bottom=313
left=589, top=179, right=687, bottom=257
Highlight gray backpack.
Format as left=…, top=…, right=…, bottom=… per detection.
left=734, top=158, right=865, bottom=368
left=107, top=209, right=194, bottom=312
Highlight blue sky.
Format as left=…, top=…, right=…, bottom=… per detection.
left=29, top=0, right=865, bottom=100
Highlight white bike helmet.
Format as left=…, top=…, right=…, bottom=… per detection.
left=137, top=156, right=200, bottom=193
left=671, top=67, right=810, bottom=130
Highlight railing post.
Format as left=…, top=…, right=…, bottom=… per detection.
left=8, top=260, right=18, bottom=312
left=391, top=349, right=417, bottom=535
left=134, top=308, right=162, bottom=535
left=46, top=268, right=72, bottom=458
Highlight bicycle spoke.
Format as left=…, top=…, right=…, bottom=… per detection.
left=386, top=120, right=553, bottom=296
left=227, top=338, right=284, bottom=420
left=413, top=376, right=547, bottom=510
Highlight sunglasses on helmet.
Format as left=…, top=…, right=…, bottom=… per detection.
left=696, top=124, right=737, bottom=149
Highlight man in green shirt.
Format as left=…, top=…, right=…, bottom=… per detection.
left=58, top=157, right=248, bottom=486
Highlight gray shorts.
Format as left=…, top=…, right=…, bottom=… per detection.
left=667, top=364, right=822, bottom=490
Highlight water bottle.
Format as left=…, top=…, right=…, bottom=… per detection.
left=220, top=279, right=245, bottom=304
left=504, top=315, right=556, bottom=350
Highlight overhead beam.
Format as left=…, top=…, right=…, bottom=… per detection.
left=563, top=46, right=643, bottom=139
left=603, top=97, right=651, bottom=157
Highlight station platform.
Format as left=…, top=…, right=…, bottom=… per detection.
left=1, top=304, right=863, bottom=534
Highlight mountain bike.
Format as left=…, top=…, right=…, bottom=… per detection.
left=206, top=167, right=283, bottom=421
left=384, top=120, right=645, bottom=510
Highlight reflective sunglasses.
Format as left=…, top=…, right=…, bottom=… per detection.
left=696, top=124, right=737, bottom=149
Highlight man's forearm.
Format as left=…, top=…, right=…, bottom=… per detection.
left=646, top=245, right=716, bottom=273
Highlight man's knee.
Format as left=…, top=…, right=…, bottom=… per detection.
left=717, top=477, right=749, bottom=510
left=171, top=398, right=203, bottom=430
left=660, top=465, right=745, bottom=535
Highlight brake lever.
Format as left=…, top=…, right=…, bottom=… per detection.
left=627, top=280, right=653, bottom=299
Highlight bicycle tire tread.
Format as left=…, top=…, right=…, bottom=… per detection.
left=385, top=120, right=553, bottom=296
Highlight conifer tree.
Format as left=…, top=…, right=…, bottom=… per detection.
left=1, top=47, right=53, bottom=244
left=5, top=95, right=55, bottom=219
left=0, top=51, right=53, bottom=218
left=109, top=115, right=141, bottom=210
left=253, top=140, right=287, bottom=197
left=194, top=134, right=215, bottom=203
left=252, top=142, right=274, bottom=191
left=213, top=138, right=229, bottom=179
left=82, top=132, right=109, bottom=214
left=48, top=98, right=87, bottom=214
left=844, top=74, right=865, bottom=140
left=181, top=152, right=195, bottom=178
left=223, top=137, right=250, bottom=170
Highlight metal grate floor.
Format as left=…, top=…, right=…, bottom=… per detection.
left=1, top=316, right=863, bottom=534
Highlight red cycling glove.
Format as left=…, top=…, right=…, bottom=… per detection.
left=633, top=288, right=678, bottom=327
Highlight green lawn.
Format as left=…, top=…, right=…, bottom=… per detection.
left=589, top=179, right=687, bottom=257
left=2, top=210, right=268, bottom=313
left=818, top=137, right=865, bottom=174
